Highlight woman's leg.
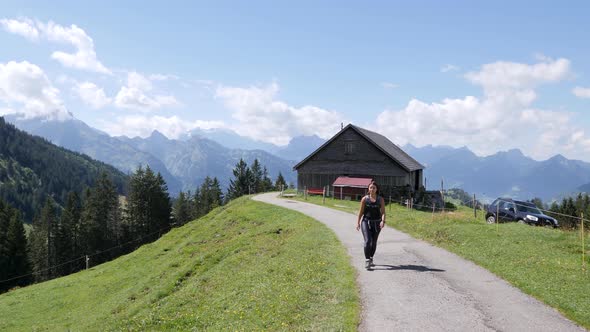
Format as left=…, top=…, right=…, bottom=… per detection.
left=369, top=221, right=381, bottom=258
left=361, top=220, right=374, bottom=259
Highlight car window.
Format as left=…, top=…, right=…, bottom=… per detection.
left=498, top=200, right=514, bottom=210
left=516, top=204, right=541, bottom=214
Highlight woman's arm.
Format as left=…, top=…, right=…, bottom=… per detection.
left=380, top=196, right=386, bottom=229
left=356, top=197, right=366, bottom=231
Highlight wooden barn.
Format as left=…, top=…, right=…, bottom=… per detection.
left=294, top=124, right=424, bottom=200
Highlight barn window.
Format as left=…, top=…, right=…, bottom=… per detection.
left=344, top=141, right=356, bottom=154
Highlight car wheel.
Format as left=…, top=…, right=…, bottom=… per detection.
left=486, top=215, right=496, bottom=224
left=517, top=219, right=525, bottom=224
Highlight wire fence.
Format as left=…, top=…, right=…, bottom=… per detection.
left=294, top=187, right=588, bottom=225
left=291, top=186, right=587, bottom=270
left=5, top=188, right=587, bottom=287
left=0, top=223, right=174, bottom=287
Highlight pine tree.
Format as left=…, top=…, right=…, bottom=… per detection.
left=191, top=187, right=202, bottom=219
left=549, top=201, right=559, bottom=213
left=172, top=191, right=192, bottom=226
left=152, top=172, right=172, bottom=237
left=78, top=187, right=93, bottom=257
left=0, top=201, right=31, bottom=293
left=275, top=172, right=286, bottom=191
left=125, top=166, right=148, bottom=242
left=250, top=159, right=263, bottom=193
left=200, top=177, right=214, bottom=213
left=29, top=197, right=57, bottom=282
left=0, top=200, right=11, bottom=291
left=530, top=197, right=544, bottom=210
left=560, top=197, right=578, bottom=229
left=227, top=159, right=251, bottom=201
left=56, top=192, right=81, bottom=276
left=125, top=166, right=171, bottom=245
left=5, top=211, right=31, bottom=290
left=210, top=177, right=223, bottom=208
left=261, top=167, right=273, bottom=192
left=80, top=172, right=120, bottom=264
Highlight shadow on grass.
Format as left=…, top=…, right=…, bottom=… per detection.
left=370, top=264, right=445, bottom=272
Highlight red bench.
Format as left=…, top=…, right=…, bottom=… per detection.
left=306, top=187, right=324, bottom=195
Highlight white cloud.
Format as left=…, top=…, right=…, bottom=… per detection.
left=0, top=18, right=39, bottom=40
left=573, top=86, right=590, bottom=99
left=0, top=60, right=70, bottom=120
left=215, top=82, right=345, bottom=145
left=55, top=74, right=75, bottom=85
left=465, top=58, right=570, bottom=92
left=100, top=115, right=224, bottom=139
left=149, top=74, right=179, bottom=81
left=114, top=71, right=180, bottom=111
left=0, top=107, right=16, bottom=116
left=440, top=64, right=459, bottom=73
left=381, top=82, right=399, bottom=89
left=73, top=82, right=111, bottom=109
left=1, top=17, right=110, bottom=74
left=375, top=58, right=589, bottom=160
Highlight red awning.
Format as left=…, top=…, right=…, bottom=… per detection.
left=332, top=176, right=373, bottom=188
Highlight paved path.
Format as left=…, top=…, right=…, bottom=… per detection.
left=253, top=193, right=586, bottom=332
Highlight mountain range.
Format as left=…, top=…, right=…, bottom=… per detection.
left=4, top=114, right=590, bottom=203
left=3, top=115, right=302, bottom=195
left=404, top=144, right=590, bottom=202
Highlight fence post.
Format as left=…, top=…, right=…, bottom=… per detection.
left=432, top=202, right=435, bottom=221
left=473, top=194, right=477, bottom=220
left=496, top=202, right=500, bottom=232
left=441, top=178, right=445, bottom=215
left=389, top=196, right=392, bottom=213
left=85, top=255, right=90, bottom=270
left=322, top=186, right=326, bottom=204
left=582, top=212, right=586, bottom=270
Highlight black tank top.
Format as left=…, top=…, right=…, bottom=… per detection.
left=364, top=196, right=382, bottom=220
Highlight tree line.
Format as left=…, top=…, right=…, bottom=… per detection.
left=1, top=158, right=287, bottom=293
left=171, top=158, right=288, bottom=225
left=0, top=117, right=127, bottom=222
left=0, top=166, right=170, bottom=293
left=542, top=194, right=590, bottom=230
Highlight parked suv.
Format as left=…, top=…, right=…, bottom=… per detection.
left=485, top=198, right=559, bottom=228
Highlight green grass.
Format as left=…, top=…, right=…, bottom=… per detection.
left=288, top=193, right=590, bottom=329
left=0, top=196, right=359, bottom=331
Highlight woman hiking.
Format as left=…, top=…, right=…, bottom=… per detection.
left=356, top=181, right=386, bottom=270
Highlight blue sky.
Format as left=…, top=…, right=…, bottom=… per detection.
left=1, top=1, right=590, bottom=160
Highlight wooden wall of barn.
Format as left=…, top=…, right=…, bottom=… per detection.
left=297, top=129, right=408, bottom=176
left=296, top=128, right=422, bottom=198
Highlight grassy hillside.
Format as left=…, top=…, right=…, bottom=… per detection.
left=0, top=196, right=359, bottom=331
left=292, top=194, right=590, bottom=329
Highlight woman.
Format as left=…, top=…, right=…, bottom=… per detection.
left=356, top=181, right=386, bottom=270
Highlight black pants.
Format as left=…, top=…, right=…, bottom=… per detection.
left=361, top=218, right=381, bottom=259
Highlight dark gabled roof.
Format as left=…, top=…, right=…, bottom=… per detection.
left=293, top=123, right=424, bottom=172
